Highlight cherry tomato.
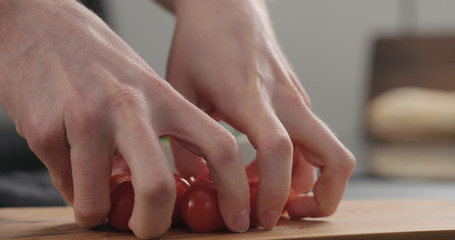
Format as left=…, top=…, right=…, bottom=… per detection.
left=283, top=188, right=296, bottom=215
left=110, top=174, right=131, bottom=191
left=248, top=181, right=259, bottom=227
left=185, top=176, right=196, bottom=185
left=108, top=174, right=191, bottom=231
left=194, top=172, right=212, bottom=182
left=108, top=180, right=134, bottom=231
left=172, top=174, right=190, bottom=227
left=180, top=179, right=225, bottom=233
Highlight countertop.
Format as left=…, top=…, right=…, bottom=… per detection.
left=1, top=199, right=455, bottom=239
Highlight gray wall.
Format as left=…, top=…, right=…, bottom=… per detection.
left=2, top=0, right=455, bottom=174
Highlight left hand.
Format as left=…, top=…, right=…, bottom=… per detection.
left=164, top=0, right=356, bottom=229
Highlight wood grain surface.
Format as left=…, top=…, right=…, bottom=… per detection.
left=1, top=199, right=455, bottom=239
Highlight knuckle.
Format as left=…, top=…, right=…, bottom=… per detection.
left=26, top=122, right=63, bottom=154
left=109, top=86, right=150, bottom=125
left=258, top=133, right=293, bottom=158
left=136, top=176, right=175, bottom=203
left=210, top=129, right=240, bottom=163
left=284, top=90, right=303, bottom=103
left=74, top=197, right=109, bottom=228
left=64, top=100, right=102, bottom=134
left=280, top=89, right=310, bottom=111
left=110, top=86, right=144, bottom=111
left=336, top=149, right=356, bottom=174
left=75, top=113, right=98, bottom=133
left=216, top=131, right=238, bottom=152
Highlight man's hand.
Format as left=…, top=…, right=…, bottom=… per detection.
left=164, top=0, right=356, bottom=228
left=0, top=0, right=249, bottom=238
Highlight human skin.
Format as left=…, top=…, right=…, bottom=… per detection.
left=0, top=0, right=249, bottom=238
left=157, top=0, right=356, bottom=228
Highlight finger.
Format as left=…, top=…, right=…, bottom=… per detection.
left=221, top=94, right=293, bottom=229
left=25, top=124, right=74, bottom=204
left=162, top=99, right=250, bottom=233
left=114, top=103, right=175, bottom=239
left=40, top=146, right=74, bottom=204
left=291, top=146, right=317, bottom=194
left=65, top=113, right=112, bottom=229
left=280, top=104, right=356, bottom=218
left=170, top=138, right=208, bottom=178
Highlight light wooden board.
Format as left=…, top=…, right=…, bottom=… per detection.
left=1, top=199, right=455, bottom=239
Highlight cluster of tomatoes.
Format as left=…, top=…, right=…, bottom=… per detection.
left=108, top=173, right=295, bottom=233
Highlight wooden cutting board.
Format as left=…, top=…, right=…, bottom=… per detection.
left=1, top=199, right=455, bottom=239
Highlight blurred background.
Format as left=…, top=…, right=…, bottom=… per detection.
left=1, top=0, right=455, bottom=206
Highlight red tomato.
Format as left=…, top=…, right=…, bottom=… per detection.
left=108, top=174, right=191, bottom=231
left=185, top=176, right=196, bottom=185
left=110, top=174, right=131, bottom=191
left=180, top=179, right=226, bottom=233
left=283, top=188, right=296, bottom=215
left=180, top=177, right=295, bottom=232
left=194, top=172, right=212, bottom=182
left=248, top=181, right=259, bottom=227
left=172, top=174, right=190, bottom=227
left=108, top=180, right=134, bottom=231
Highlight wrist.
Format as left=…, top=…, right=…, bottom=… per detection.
left=172, top=0, right=275, bottom=44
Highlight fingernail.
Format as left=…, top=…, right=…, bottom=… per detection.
left=231, top=208, right=250, bottom=232
left=260, top=210, right=281, bottom=229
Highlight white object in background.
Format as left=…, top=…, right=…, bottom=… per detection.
left=368, top=87, right=455, bottom=141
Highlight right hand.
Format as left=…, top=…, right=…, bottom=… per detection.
left=164, top=0, right=355, bottom=229
left=0, top=0, right=249, bottom=238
